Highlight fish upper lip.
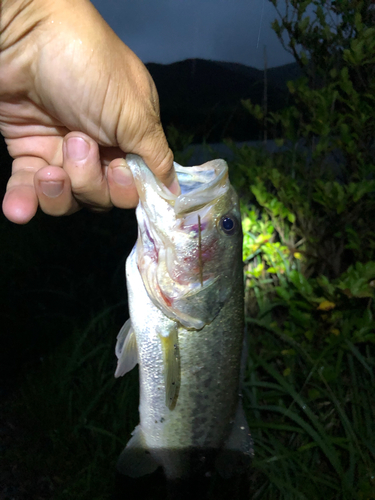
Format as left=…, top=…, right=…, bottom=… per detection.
left=126, top=154, right=230, bottom=216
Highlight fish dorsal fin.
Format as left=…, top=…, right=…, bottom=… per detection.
left=115, top=319, right=138, bottom=378
left=158, top=323, right=180, bottom=410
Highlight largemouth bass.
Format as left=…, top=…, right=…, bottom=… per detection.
left=115, top=154, right=252, bottom=480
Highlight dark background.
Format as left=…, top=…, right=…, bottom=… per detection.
left=0, top=135, right=137, bottom=392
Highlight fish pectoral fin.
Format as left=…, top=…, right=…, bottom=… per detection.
left=117, top=425, right=159, bottom=478
left=114, top=319, right=138, bottom=378
left=215, top=401, right=254, bottom=479
left=158, top=323, right=180, bottom=411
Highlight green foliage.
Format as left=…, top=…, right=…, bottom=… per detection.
left=244, top=346, right=375, bottom=499
left=268, top=0, right=375, bottom=173
left=240, top=196, right=375, bottom=498
left=234, top=0, right=375, bottom=290
left=234, top=1, right=375, bottom=498
left=240, top=1, right=375, bottom=275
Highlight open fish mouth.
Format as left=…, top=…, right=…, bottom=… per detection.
left=126, top=154, right=231, bottom=216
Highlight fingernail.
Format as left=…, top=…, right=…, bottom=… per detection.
left=40, top=181, right=64, bottom=198
left=112, top=164, right=134, bottom=186
left=168, top=176, right=181, bottom=196
left=66, top=136, right=89, bottom=160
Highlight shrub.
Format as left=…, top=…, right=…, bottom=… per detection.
left=229, top=1, right=375, bottom=497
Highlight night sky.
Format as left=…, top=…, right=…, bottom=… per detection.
left=90, top=0, right=295, bottom=69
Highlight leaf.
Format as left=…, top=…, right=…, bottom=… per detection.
left=289, top=270, right=314, bottom=298
left=308, top=389, right=320, bottom=401
left=267, top=267, right=278, bottom=274
left=317, top=301, right=336, bottom=311
left=304, top=330, right=314, bottom=341
left=276, top=286, right=292, bottom=301
left=330, top=328, right=340, bottom=336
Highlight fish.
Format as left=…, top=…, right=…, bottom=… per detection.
left=114, top=154, right=253, bottom=481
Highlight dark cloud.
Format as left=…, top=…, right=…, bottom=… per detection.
left=91, top=0, right=295, bottom=69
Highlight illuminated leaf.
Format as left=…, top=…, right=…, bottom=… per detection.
left=317, top=301, right=336, bottom=311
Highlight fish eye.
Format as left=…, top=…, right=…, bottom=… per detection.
left=219, top=215, right=237, bottom=236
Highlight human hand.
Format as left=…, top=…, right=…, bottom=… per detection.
left=0, top=0, right=177, bottom=224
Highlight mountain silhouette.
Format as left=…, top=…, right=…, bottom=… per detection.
left=146, top=59, right=302, bottom=143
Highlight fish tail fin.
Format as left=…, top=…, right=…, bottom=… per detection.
left=117, top=425, right=159, bottom=477
left=215, top=401, right=254, bottom=479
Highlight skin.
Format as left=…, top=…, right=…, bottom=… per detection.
left=0, top=0, right=177, bottom=224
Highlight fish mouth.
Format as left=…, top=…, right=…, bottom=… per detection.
left=125, top=154, right=230, bottom=215
left=173, top=161, right=230, bottom=216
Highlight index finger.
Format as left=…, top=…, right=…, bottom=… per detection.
left=126, top=130, right=180, bottom=196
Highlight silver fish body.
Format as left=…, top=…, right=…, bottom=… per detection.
left=115, top=154, right=252, bottom=480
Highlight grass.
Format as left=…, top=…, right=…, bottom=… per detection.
left=1, top=305, right=139, bottom=500
left=2, top=300, right=374, bottom=499
left=244, top=324, right=375, bottom=500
